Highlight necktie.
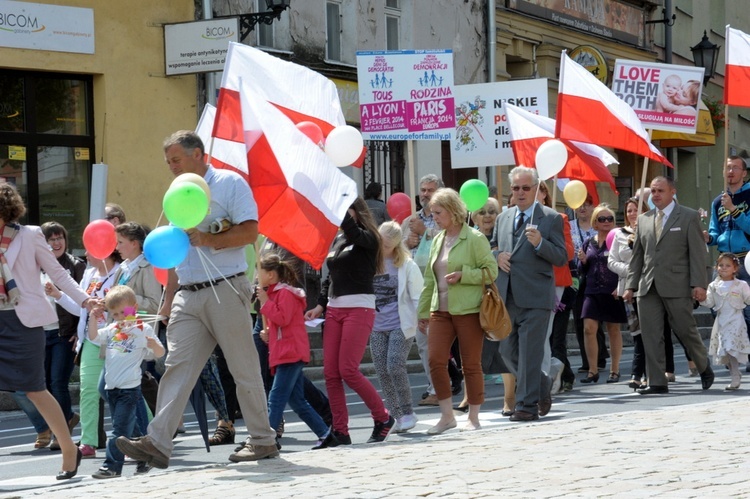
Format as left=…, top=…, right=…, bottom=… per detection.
left=515, top=211, right=526, bottom=232
left=655, top=210, right=664, bottom=240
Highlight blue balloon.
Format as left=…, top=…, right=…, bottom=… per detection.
left=143, top=226, right=190, bottom=269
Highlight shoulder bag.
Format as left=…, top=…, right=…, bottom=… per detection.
left=480, top=267, right=512, bottom=341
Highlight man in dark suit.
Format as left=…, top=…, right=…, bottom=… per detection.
left=492, top=166, right=568, bottom=421
left=624, top=176, right=714, bottom=394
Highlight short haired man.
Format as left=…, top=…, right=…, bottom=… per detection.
left=624, top=176, right=714, bottom=394
left=116, top=130, right=278, bottom=466
left=492, top=166, right=568, bottom=421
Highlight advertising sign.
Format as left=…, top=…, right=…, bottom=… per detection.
left=612, top=60, right=705, bottom=133
left=356, top=49, right=455, bottom=141
left=0, top=0, right=94, bottom=54
left=164, top=18, right=239, bottom=75
left=450, top=79, right=548, bottom=168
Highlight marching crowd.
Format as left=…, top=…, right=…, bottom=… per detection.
left=2, top=130, right=749, bottom=481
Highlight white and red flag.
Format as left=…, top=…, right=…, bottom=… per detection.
left=203, top=43, right=359, bottom=269
left=556, top=52, right=672, bottom=167
left=505, top=104, right=618, bottom=200
left=725, top=26, right=750, bottom=108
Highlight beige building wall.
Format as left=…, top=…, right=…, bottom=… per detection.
left=0, top=0, right=198, bottom=227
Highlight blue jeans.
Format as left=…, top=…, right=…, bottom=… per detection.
left=268, top=361, right=328, bottom=439
left=12, top=391, right=48, bottom=433
left=45, top=330, right=76, bottom=421
left=104, top=387, right=141, bottom=473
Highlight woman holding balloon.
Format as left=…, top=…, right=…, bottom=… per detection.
left=577, top=204, right=626, bottom=384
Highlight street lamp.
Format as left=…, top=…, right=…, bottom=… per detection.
left=691, top=31, right=720, bottom=85
left=228, top=0, right=291, bottom=42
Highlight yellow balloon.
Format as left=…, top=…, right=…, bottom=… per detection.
left=171, top=173, right=211, bottom=204
left=563, top=180, right=588, bottom=210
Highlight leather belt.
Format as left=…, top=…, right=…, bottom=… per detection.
left=178, top=272, right=246, bottom=292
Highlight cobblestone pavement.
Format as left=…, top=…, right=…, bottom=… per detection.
left=10, top=398, right=747, bottom=498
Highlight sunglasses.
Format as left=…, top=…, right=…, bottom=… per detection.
left=477, top=209, right=498, bottom=216
left=597, top=216, right=615, bottom=223
left=511, top=185, right=534, bottom=192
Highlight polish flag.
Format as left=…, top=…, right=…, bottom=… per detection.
left=235, top=81, right=357, bottom=270
left=196, top=104, right=247, bottom=176
left=200, top=42, right=361, bottom=269
left=556, top=52, right=672, bottom=167
left=212, top=42, right=363, bottom=167
left=505, top=104, right=618, bottom=201
left=725, top=26, right=750, bottom=108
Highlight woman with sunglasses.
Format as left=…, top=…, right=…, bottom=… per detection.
left=578, top=204, right=626, bottom=384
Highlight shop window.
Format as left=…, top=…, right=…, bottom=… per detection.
left=0, top=69, right=94, bottom=253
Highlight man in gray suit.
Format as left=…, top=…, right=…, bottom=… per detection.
left=492, top=166, right=568, bottom=421
left=623, top=176, right=714, bottom=394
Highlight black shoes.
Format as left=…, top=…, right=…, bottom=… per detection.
left=311, top=431, right=340, bottom=450
left=509, top=411, right=539, bottom=422
left=700, top=366, right=715, bottom=390
left=580, top=372, right=599, bottom=384
left=538, top=374, right=552, bottom=417
left=636, top=385, right=669, bottom=395
left=367, top=415, right=395, bottom=443
left=56, top=448, right=82, bottom=480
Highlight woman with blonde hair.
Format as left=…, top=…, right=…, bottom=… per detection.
left=417, top=188, right=497, bottom=433
left=578, top=204, right=626, bottom=384
left=370, top=221, right=424, bottom=433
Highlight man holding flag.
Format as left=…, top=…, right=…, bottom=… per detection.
left=117, top=131, right=279, bottom=467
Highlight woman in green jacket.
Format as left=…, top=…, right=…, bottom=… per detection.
left=417, top=188, right=498, bottom=434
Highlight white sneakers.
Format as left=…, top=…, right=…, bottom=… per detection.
left=394, top=413, right=418, bottom=433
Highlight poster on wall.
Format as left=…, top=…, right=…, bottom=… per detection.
left=356, top=49, right=455, bottom=141
left=612, top=60, right=705, bottom=134
left=450, top=79, right=548, bottom=168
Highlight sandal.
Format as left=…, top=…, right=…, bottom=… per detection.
left=208, top=422, right=235, bottom=446
left=607, top=372, right=620, bottom=383
left=35, top=430, right=52, bottom=449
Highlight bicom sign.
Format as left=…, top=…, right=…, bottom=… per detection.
left=0, top=0, right=94, bottom=54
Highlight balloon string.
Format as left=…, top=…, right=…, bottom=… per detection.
left=529, top=183, right=542, bottom=226
left=197, top=247, right=240, bottom=296
left=195, top=249, right=221, bottom=304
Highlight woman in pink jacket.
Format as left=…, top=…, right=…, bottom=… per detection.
left=0, top=183, right=92, bottom=479
left=257, top=253, right=332, bottom=450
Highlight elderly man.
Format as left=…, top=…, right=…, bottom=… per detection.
left=624, top=176, right=713, bottom=394
left=492, top=166, right=567, bottom=421
left=116, top=130, right=278, bottom=467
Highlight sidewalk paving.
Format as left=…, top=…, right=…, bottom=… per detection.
left=23, top=397, right=750, bottom=498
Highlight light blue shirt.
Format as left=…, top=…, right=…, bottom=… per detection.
left=176, top=166, right=258, bottom=285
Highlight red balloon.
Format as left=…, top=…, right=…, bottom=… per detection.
left=296, top=121, right=324, bottom=148
left=153, top=267, right=169, bottom=287
left=82, top=220, right=117, bottom=260
left=386, top=193, right=412, bottom=224
left=605, top=228, right=618, bottom=251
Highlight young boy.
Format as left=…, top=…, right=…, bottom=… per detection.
left=88, top=285, right=164, bottom=479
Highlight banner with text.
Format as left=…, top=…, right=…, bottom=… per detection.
left=356, top=50, right=455, bottom=141
left=612, top=60, right=704, bottom=134
left=450, top=79, right=548, bottom=168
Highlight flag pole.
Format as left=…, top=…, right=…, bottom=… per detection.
left=551, top=175, right=558, bottom=207
left=723, top=103, right=730, bottom=192
left=637, top=129, right=653, bottom=215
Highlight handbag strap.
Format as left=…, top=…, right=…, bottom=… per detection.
left=481, top=267, right=493, bottom=287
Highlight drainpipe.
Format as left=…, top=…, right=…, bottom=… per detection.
left=487, top=0, right=496, bottom=187
left=204, top=0, right=217, bottom=106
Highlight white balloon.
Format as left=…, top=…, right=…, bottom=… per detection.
left=535, top=139, right=568, bottom=180
left=325, top=125, right=364, bottom=167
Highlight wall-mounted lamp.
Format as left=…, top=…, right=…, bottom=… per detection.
left=691, top=31, right=720, bottom=86
left=217, top=0, right=290, bottom=43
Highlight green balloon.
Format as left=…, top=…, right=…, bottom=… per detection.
left=459, top=179, right=489, bottom=212
left=163, top=183, right=209, bottom=229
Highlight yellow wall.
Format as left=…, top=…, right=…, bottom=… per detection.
left=0, top=0, right=198, bottom=227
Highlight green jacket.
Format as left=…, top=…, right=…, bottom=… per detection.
left=418, top=223, right=498, bottom=318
